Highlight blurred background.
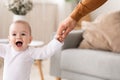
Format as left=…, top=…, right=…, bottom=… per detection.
left=0, top=0, right=120, bottom=44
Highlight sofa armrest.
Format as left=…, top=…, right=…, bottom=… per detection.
left=50, top=30, right=83, bottom=77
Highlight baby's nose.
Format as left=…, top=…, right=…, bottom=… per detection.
left=16, top=34, right=21, bottom=38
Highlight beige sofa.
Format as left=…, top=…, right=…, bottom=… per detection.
left=50, top=11, right=120, bottom=80
left=50, top=30, right=120, bottom=80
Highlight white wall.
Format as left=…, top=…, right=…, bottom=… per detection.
left=33, top=0, right=74, bottom=27
left=90, top=0, right=120, bottom=20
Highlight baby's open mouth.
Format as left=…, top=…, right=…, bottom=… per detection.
left=16, top=41, right=23, bottom=47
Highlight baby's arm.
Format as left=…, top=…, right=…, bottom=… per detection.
left=30, top=27, right=65, bottom=59
left=30, top=38, right=63, bottom=59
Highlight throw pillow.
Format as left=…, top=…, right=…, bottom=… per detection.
left=79, top=10, right=120, bottom=52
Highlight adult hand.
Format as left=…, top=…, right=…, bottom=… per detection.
left=57, top=16, right=77, bottom=42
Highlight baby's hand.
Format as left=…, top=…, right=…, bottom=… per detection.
left=56, top=34, right=64, bottom=42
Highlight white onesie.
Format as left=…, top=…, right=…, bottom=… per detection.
left=0, top=39, right=63, bottom=80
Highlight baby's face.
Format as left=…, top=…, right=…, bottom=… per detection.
left=8, top=22, right=32, bottom=51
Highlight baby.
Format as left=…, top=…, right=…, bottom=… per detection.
left=0, top=20, right=64, bottom=80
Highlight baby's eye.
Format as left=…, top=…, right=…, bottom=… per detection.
left=12, top=33, right=16, bottom=36
left=21, top=33, right=26, bottom=36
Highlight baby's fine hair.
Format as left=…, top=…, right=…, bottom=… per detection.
left=10, top=20, right=32, bottom=35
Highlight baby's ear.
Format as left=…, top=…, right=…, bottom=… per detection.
left=29, top=36, right=33, bottom=43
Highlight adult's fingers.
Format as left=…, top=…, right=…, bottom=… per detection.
left=57, top=24, right=65, bottom=34
left=62, top=27, right=72, bottom=39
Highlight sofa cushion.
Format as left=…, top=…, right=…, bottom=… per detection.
left=61, top=49, right=120, bottom=79
left=79, top=10, right=120, bottom=52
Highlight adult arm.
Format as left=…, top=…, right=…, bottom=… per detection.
left=70, top=0, right=108, bottom=21
left=57, top=0, right=107, bottom=41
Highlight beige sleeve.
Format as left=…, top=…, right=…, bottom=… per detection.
left=70, top=0, right=108, bottom=21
